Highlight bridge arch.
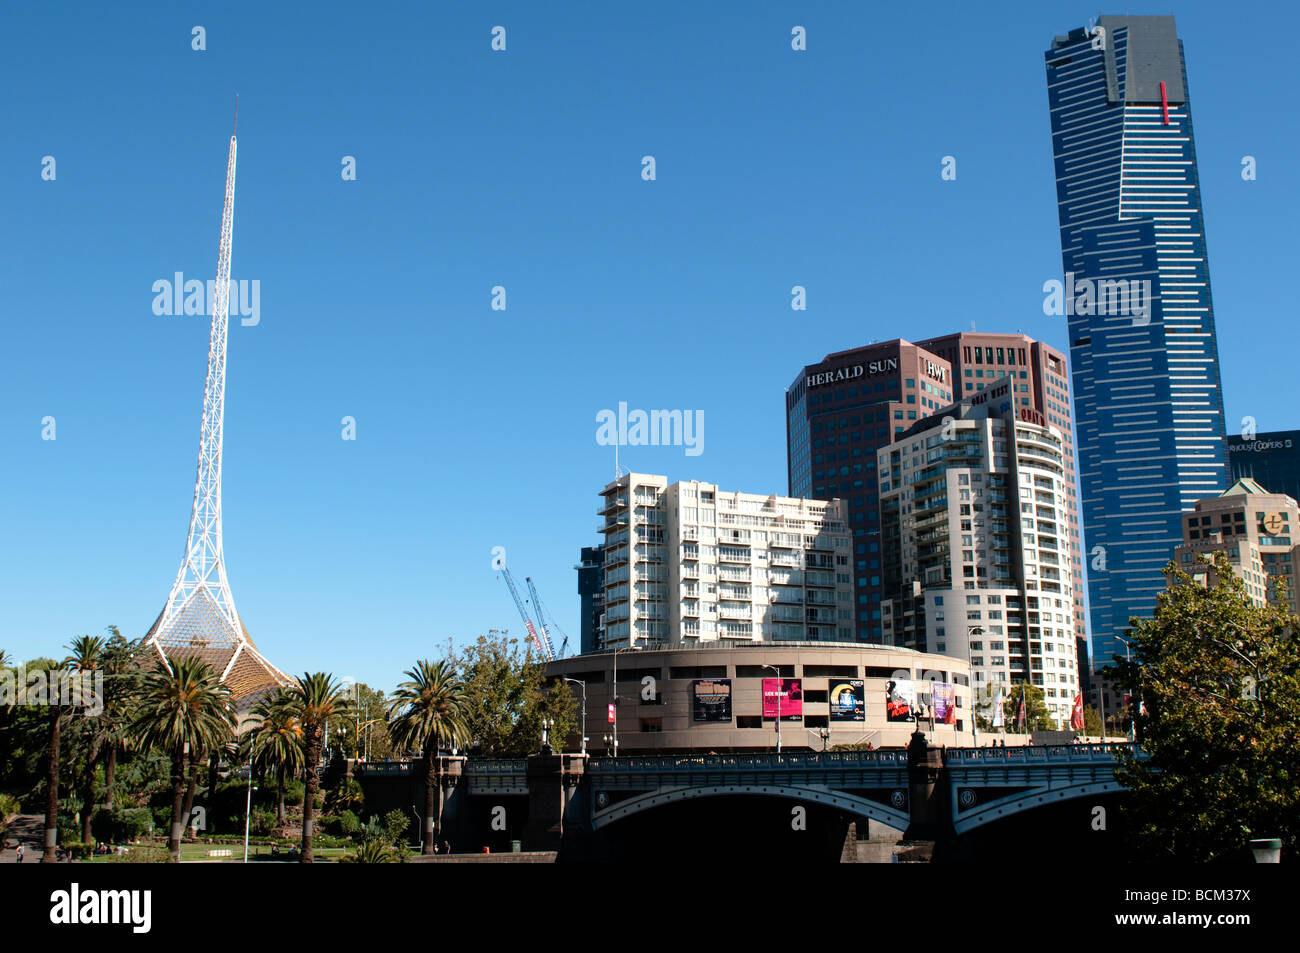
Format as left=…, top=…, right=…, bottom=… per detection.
left=592, top=783, right=910, bottom=831
left=951, top=780, right=1122, bottom=834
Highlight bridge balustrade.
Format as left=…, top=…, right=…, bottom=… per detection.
left=589, top=749, right=905, bottom=773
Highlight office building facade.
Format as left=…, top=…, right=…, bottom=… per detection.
left=878, top=376, right=1081, bottom=727
left=598, top=473, right=852, bottom=648
left=1172, top=479, right=1299, bottom=613
left=576, top=545, right=605, bottom=654
left=1227, top=430, right=1300, bottom=506
left=1045, top=16, right=1228, bottom=669
left=786, top=342, right=958, bottom=643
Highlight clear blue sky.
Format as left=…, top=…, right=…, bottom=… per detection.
left=2, top=1, right=1295, bottom=689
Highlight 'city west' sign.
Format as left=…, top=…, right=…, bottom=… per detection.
left=806, top=357, right=898, bottom=389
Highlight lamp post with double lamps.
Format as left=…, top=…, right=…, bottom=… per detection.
left=563, top=677, right=588, bottom=756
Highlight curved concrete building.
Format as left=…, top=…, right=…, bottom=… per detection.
left=546, top=642, right=976, bottom=753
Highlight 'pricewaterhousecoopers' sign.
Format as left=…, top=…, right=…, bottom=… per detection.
left=806, top=357, right=898, bottom=389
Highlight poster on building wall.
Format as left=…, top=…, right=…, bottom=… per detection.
left=932, top=683, right=957, bottom=725
left=829, top=679, right=865, bottom=721
left=762, top=678, right=803, bottom=720
left=886, top=679, right=915, bottom=722
left=692, top=679, right=733, bottom=722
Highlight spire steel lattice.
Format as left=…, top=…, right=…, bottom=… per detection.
left=145, top=107, right=288, bottom=707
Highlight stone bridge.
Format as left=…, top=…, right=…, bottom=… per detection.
left=352, top=737, right=1136, bottom=856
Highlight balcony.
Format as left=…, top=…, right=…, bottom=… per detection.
left=599, top=496, right=628, bottom=516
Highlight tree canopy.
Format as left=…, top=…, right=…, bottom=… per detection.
left=1110, top=552, right=1300, bottom=862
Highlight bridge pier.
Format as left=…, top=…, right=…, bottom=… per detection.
left=904, top=731, right=951, bottom=843
left=524, top=751, right=588, bottom=852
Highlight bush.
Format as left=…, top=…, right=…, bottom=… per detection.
left=105, top=845, right=169, bottom=864
left=93, top=807, right=154, bottom=843
left=0, top=793, right=20, bottom=818
left=250, top=808, right=276, bottom=836
left=383, top=809, right=410, bottom=845
left=62, top=841, right=94, bottom=860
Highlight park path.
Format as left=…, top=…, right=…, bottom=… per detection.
left=0, top=814, right=51, bottom=863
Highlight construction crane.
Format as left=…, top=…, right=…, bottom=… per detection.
left=499, top=568, right=551, bottom=660
left=526, top=576, right=569, bottom=660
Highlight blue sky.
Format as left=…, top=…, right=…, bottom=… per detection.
left=2, top=1, right=1296, bottom=688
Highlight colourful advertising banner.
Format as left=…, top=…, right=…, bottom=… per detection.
left=762, top=678, right=802, bottom=720
left=886, top=679, right=915, bottom=722
left=829, top=679, right=865, bottom=721
left=932, top=683, right=956, bottom=725
left=692, top=679, right=733, bottom=722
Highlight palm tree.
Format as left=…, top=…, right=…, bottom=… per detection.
left=286, top=673, right=350, bottom=863
left=98, top=630, right=141, bottom=811
left=387, top=659, right=468, bottom=855
left=249, top=689, right=304, bottom=824
left=130, top=658, right=236, bottom=862
left=66, top=635, right=106, bottom=846
left=41, top=663, right=63, bottom=864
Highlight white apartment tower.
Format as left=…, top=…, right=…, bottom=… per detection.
left=878, top=377, right=1081, bottom=727
left=598, top=473, right=853, bottom=648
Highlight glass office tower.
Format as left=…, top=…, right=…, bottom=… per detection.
left=1044, top=16, right=1227, bottom=670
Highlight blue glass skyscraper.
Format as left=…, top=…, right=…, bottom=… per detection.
left=1044, top=16, right=1228, bottom=670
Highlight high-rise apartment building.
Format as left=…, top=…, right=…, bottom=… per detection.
left=916, top=332, right=1088, bottom=661
left=1045, top=16, right=1228, bottom=669
left=787, top=335, right=1086, bottom=653
left=1227, top=430, right=1300, bottom=505
left=1173, top=479, right=1299, bottom=613
left=878, top=376, right=1081, bottom=727
left=598, top=473, right=852, bottom=648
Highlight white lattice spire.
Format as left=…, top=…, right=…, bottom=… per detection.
left=145, top=104, right=287, bottom=707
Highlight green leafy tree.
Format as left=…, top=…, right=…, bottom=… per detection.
left=448, top=632, right=577, bottom=756
left=1110, top=553, right=1300, bottom=862
left=975, top=682, right=1054, bottom=733
left=286, top=672, right=350, bottom=863
left=1083, top=705, right=1104, bottom=737
left=327, top=683, right=393, bottom=762
left=129, top=658, right=236, bottom=862
left=387, top=659, right=468, bottom=854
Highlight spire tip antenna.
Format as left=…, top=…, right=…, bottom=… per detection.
left=233, top=94, right=238, bottom=136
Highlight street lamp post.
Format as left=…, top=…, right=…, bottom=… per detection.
left=761, top=664, right=782, bottom=754
left=611, top=644, right=641, bottom=757
left=967, top=626, right=984, bottom=747
left=563, top=677, right=588, bottom=756
left=243, top=761, right=255, bottom=863
left=1116, top=635, right=1137, bottom=740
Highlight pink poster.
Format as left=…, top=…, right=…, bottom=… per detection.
left=762, top=678, right=803, bottom=720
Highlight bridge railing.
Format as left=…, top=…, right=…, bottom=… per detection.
left=464, top=759, right=528, bottom=776
left=589, top=750, right=906, bottom=773
left=945, top=743, right=1135, bottom=764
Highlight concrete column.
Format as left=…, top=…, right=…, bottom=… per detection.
left=524, top=752, right=587, bottom=851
